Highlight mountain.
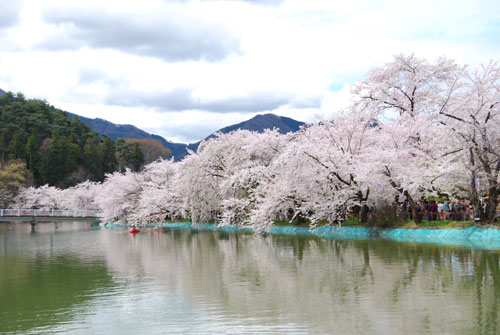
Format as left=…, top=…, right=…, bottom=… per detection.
left=66, top=112, right=188, bottom=158
left=66, top=113, right=149, bottom=139
left=216, top=113, right=304, bottom=135
left=186, top=113, right=305, bottom=153
left=0, top=88, right=5, bottom=96
left=68, top=113, right=305, bottom=160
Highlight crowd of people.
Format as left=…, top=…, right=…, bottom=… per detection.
left=400, top=200, right=478, bottom=222
left=350, top=196, right=500, bottom=225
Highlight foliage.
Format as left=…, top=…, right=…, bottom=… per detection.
left=0, top=159, right=32, bottom=207
left=0, top=93, right=144, bottom=190
left=115, top=139, right=145, bottom=172
left=0, top=159, right=32, bottom=191
left=127, top=138, right=171, bottom=165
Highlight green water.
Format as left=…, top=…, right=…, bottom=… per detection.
left=1, top=222, right=500, bottom=334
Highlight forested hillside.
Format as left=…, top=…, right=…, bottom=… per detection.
left=0, top=92, right=145, bottom=193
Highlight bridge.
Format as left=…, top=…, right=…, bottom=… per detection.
left=0, top=209, right=102, bottom=230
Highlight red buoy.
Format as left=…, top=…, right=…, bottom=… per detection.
left=129, top=226, right=140, bottom=233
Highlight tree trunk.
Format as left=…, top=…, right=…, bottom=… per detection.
left=468, top=148, right=480, bottom=210
left=360, top=204, right=369, bottom=223
left=405, top=191, right=420, bottom=224
left=485, top=186, right=498, bottom=224
left=470, top=172, right=480, bottom=211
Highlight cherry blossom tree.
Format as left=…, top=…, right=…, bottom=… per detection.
left=246, top=133, right=316, bottom=232
left=352, top=54, right=462, bottom=222
left=438, top=61, right=500, bottom=222
left=246, top=107, right=381, bottom=230
left=94, top=169, right=143, bottom=223
left=132, top=158, right=184, bottom=223
left=60, top=180, right=101, bottom=211
left=178, top=145, right=224, bottom=224
left=292, top=111, right=374, bottom=225
left=11, top=54, right=499, bottom=227
left=179, top=129, right=288, bottom=228
left=14, top=185, right=64, bottom=209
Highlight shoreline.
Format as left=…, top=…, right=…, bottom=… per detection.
left=102, top=222, right=500, bottom=250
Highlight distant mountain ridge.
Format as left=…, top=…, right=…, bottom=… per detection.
left=67, top=113, right=306, bottom=160
left=66, top=112, right=188, bottom=158
left=0, top=88, right=5, bottom=96
left=212, top=113, right=304, bottom=137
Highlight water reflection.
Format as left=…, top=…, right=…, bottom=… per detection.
left=0, top=225, right=114, bottom=334
left=1, top=224, right=500, bottom=334
left=99, top=228, right=500, bottom=334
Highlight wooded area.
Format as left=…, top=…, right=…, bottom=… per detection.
left=0, top=92, right=151, bottom=204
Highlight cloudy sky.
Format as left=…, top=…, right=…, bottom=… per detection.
left=1, top=0, right=500, bottom=143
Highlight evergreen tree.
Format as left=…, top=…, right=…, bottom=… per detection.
left=0, top=90, right=146, bottom=188
left=40, top=131, right=67, bottom=185
left=130, top=142, right=144, bottom=172
left=101, top=136, right=117, bottom=174
left=26, top=131, right=41, bottom=179
left=7, top=130, right=27, bottom=160
left=83, top=137, right=103, bottom=181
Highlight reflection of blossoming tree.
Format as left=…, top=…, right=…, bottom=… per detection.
left=13, top=55, right=500, bottom=227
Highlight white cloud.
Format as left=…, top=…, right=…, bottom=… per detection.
left=0, top=0, right=23, bottom=29
left=38, top=3, right=241, bottom=62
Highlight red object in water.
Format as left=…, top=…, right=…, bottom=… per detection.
left=129, top=227, right=140, bottom=233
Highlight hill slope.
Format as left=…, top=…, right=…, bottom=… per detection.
left=69, top=113, right=306, bottom=160
left=66, top=113, right=188, bottom=158
left=217, top=113, right=304, bottom=135
left=0, top=93, right=145, bottom=188
left=186, top=113, right=305, bottom=153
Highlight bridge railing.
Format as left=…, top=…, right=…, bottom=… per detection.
left=0, top=209, right=102, bottom=218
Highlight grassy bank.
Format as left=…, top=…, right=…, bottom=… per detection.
left=273, top=218, right=479, bottom=229
left=398, top=220, right=475, bottom=229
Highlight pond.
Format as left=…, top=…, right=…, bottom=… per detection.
left=1, top=222, right=499, bottom=334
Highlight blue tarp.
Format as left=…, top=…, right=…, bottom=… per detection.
left=101, top=222, right=500, bottom=249
left=310, top=226, right=500, bottom=249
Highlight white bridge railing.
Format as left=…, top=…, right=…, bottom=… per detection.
left=0, top=209, right=102, bottom=218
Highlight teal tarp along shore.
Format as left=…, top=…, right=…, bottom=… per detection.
left=102, top=222, right=500, bottom=250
